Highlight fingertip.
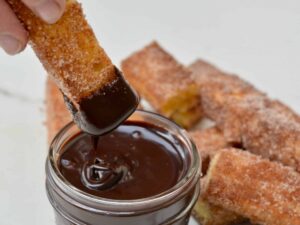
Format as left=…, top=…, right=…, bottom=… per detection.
left=0, top=35, right=22, bottom=55
left=0, top=32, right=27, bottom=55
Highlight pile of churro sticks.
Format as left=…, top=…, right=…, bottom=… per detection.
left=46, top=41, right=300, bottom=225
left=121, top=42, right=300, bottom=225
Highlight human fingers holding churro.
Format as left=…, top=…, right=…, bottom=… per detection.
left=0, top=0, right=65, bottom=55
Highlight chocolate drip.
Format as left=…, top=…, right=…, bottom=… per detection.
left=91, top=136, right=100, bottom=150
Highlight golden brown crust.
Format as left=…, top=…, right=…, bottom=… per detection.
left=46, top=77, right=72, bottom=143
left=204, top=148, right=300, bottom=225
left=189, top=59, right=300, bottom=172
left=7, top=0, right=116, bottom=102
left=121, top=42, right=202, bottom=128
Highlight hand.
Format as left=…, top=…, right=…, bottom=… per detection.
left=0, top=0, right=65, bottom=55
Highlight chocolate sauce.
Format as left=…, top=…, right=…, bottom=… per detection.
left=58, top=121, right=185, bottom=200
left=64, top=68, right=139, bottom=136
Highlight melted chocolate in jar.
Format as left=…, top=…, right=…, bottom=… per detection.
left=59, top=121, right=185, bottom=200
left=64, top=68, right=139, bottom=136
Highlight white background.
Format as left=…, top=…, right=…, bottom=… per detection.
left=0, top=0, right=299, bottom=224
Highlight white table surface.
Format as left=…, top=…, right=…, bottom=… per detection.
left=0, top=0, right=299, bottom=224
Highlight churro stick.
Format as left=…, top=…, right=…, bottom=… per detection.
left=189, top=60, right=262, bottom=143
left=46, top=77, right=71, bottom=143
left=204, top=148, right=300, bottom=225
left=7, top=0, right=138, bottom=135
left=121, top=42, right=202, bottom=128
left=189, top=60, right=300, bottom=171
left=190, top=128, right=247, bottom=225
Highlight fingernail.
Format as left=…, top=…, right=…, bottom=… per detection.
left=0, top=35, right=22, bottom=55
left=35, top=0, right=63, bottom=24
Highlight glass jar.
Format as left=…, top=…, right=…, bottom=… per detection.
left=46, top=110, right=201, bottom=225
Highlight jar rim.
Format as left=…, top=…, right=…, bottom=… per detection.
left=47, top=110, right=201, bottom=213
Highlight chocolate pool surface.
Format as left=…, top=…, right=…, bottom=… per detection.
left=58, top=121, right=185, bottom=200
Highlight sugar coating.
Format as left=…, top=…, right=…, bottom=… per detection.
left=121, top=42, right=197, bottom=111
left=8, top=0, right=116, bottom=102
left=237, top=96, right=300, bottom=171
left=204, top=148, right=300, bottom=225
left=189, top=59, right=300, bottom=172
left=189, top=60, right=262, bottom=142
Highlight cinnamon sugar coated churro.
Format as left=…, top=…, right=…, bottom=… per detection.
left=204, top=148, right=300, bottom=225
left=189, top=60, right=300, bottom=171
left=122, top=42, right=202, bottom=128
left=7, top=0, right=138, bottom=135
left=190, top=128, right=246, bottom=225
left=188, top=60, right=263, bottom=143
left=7, top=0, right=112, bottom=101
left=46, top=77, right=71, bottom=143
